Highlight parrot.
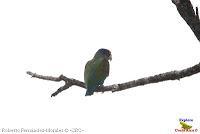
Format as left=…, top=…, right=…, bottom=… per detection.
left=180, top=121, right=192, bottom=130
left=84, top=48, right=112, bottom=96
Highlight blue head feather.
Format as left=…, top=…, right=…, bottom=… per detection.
left=94, top=48, right=111, bottom=59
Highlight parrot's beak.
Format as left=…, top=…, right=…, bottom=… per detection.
left=108, top=54, right=112, bottom=61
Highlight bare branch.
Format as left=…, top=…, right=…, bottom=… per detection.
left=27, top=71, right=85, bottom=97
left=172, top=0, right=200, bottom=41
left=27, top=62, right=200, bottom=97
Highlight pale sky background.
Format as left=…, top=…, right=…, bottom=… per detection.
left=0, top=0, right=200, bottom=134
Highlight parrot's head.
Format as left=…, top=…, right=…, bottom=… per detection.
left=94, top=48, right=112, bottom=61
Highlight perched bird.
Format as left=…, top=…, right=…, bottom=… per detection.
left=84, top=48, right=112, bottom=96
left=180, top=121, right=192, bottom=130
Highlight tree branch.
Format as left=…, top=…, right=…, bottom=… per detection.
left=27, top=62, right=200, bottom=97
left=172, top=0, right=200, bottom=41
left=27, top=0, right=200, bottom=97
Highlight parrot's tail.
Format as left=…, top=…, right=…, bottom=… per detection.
left=85, top=89, right=94, bottom=96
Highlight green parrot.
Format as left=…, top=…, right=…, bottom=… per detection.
left=84, top=48, right=112, bottom=96
left=180, top=121, right=192, bottom=130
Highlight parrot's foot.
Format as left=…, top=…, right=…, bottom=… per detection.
left=112, top=84, right=119, bottom=92
left=98, top=85, right=105, bottom=93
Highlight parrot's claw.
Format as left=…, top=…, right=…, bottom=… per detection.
left=112, top=84, right=119, bottom=92
left=99, top=85, right=105, bottom=93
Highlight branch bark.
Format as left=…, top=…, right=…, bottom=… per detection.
left=27, top=62, right=200, bottom=97
left=172, top=0, right=200, bottom=41
left=27, top=0, right=200, bottom=97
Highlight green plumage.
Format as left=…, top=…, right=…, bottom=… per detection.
left=84, top=49, right=111, bottom=96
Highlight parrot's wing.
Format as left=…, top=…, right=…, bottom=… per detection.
left=84, top=60, right=94, bottom=85
left=84, top=58, right=109, bottom=89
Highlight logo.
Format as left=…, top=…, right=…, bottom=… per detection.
left=175, top=118, right=198, bottom=133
